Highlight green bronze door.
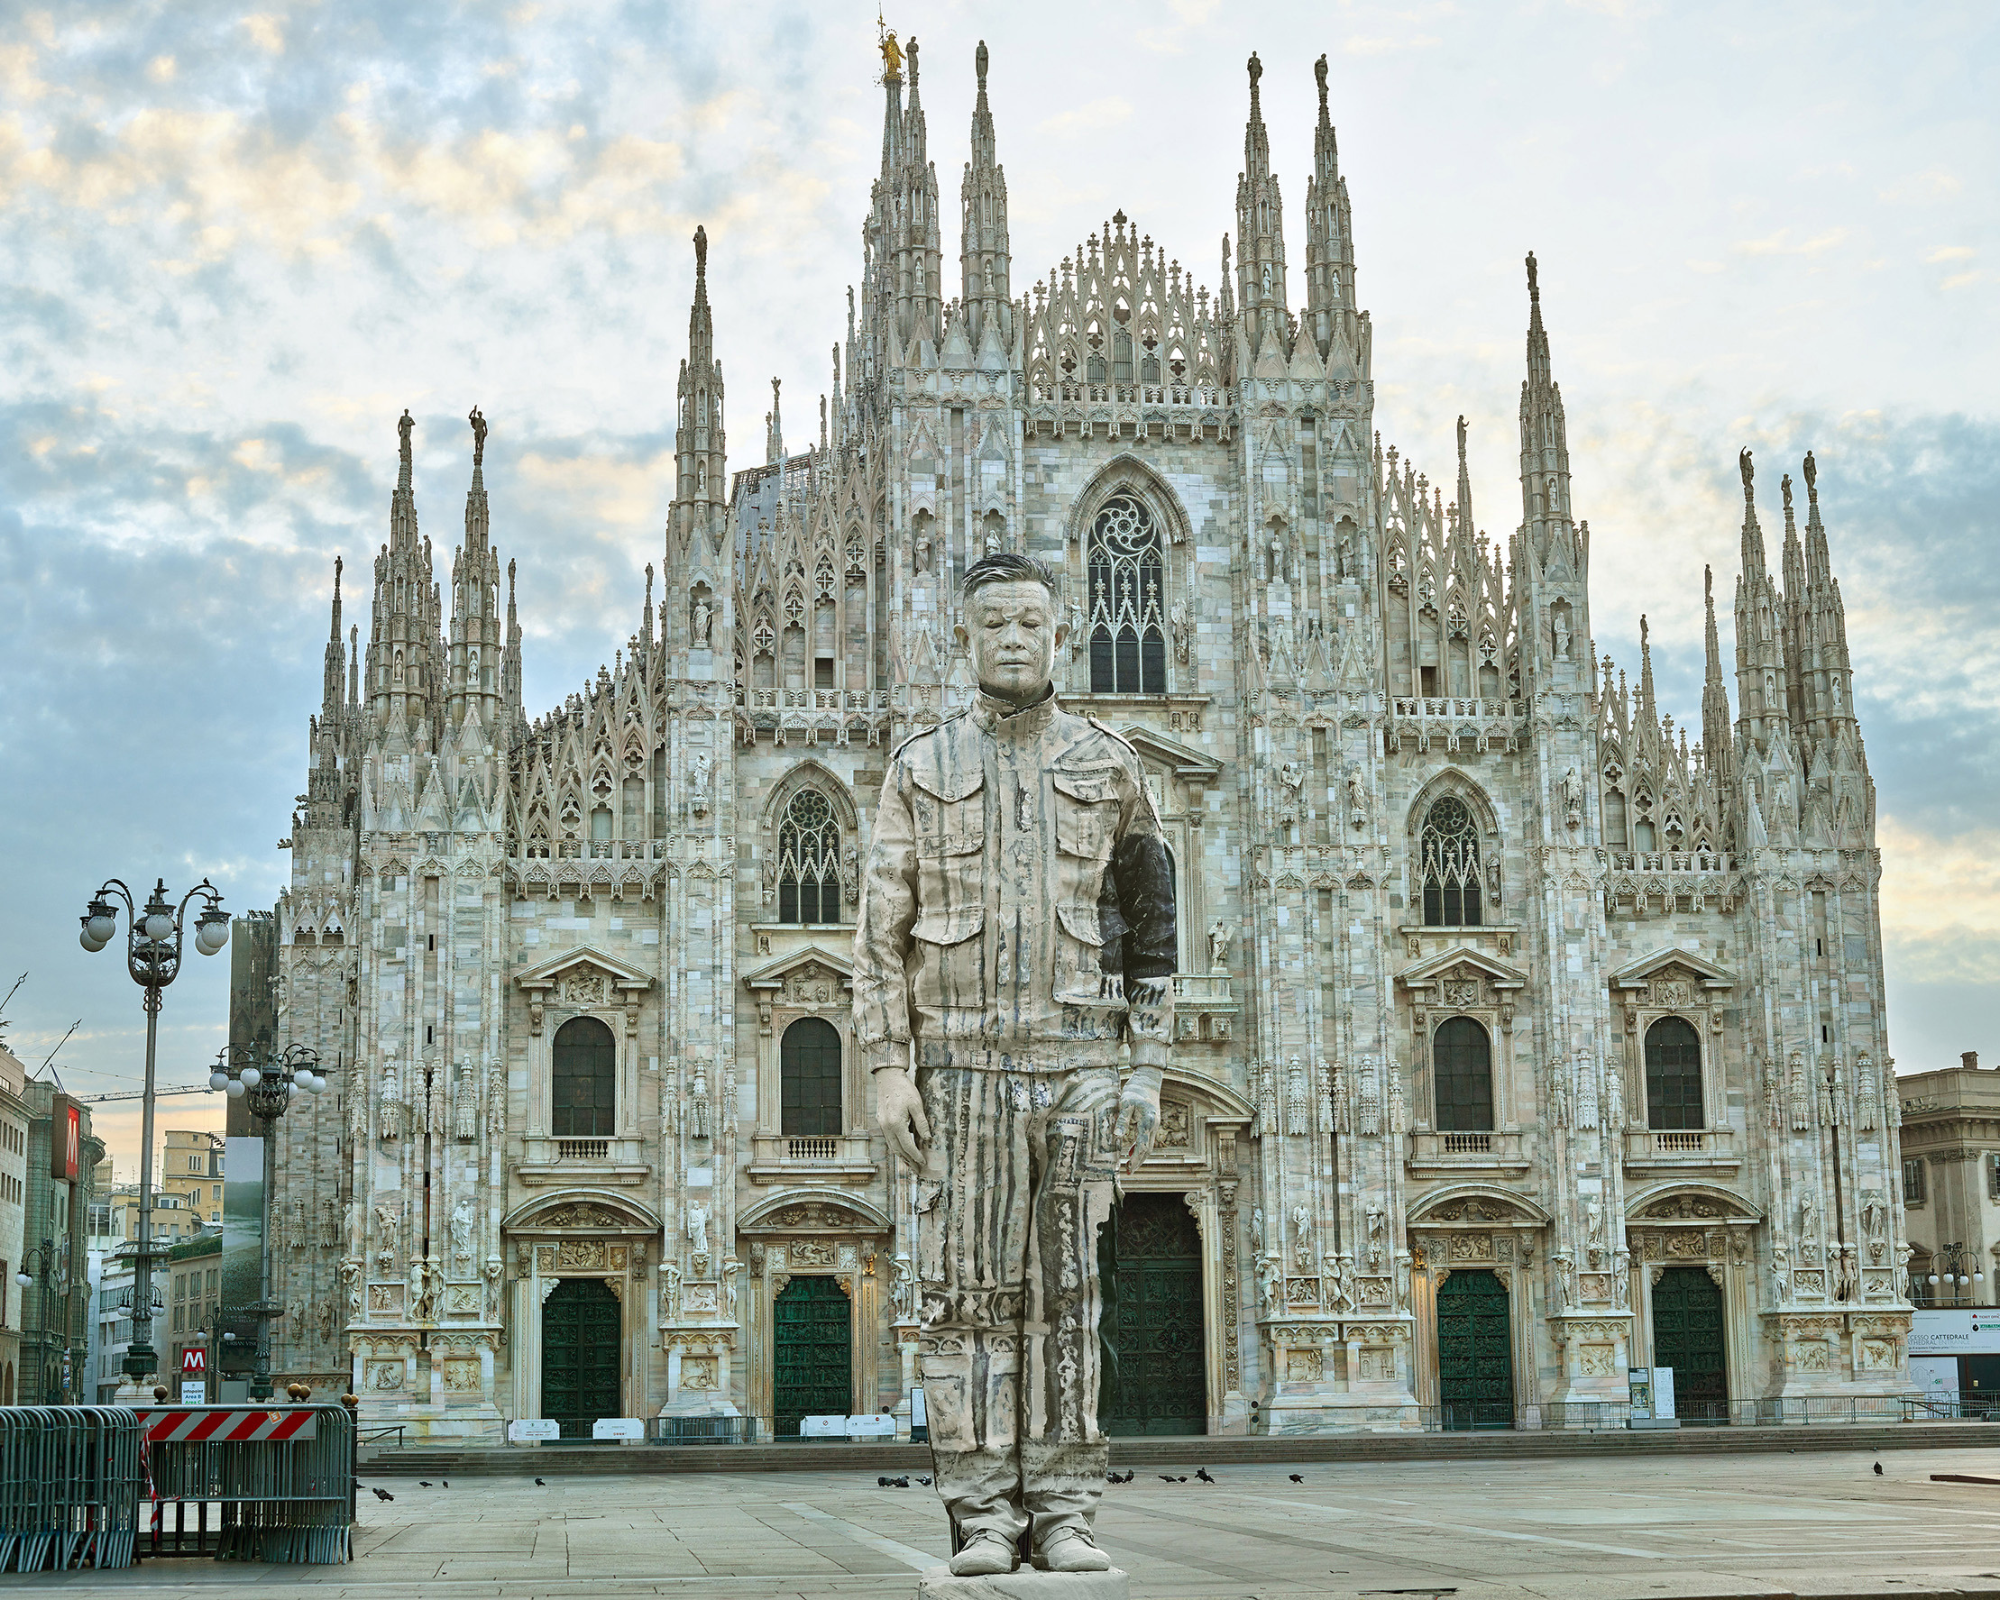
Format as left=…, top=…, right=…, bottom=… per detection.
left=1436, top=1269, right=1513, bottom=1430
left=773, top=1276, right=853, bottom=1438
left=542, top=1276, right=622, bottom=1438
left=1652, top=1265, right=1728, bottom=1423
left=1098, top=1191, right=1207, bottom=1436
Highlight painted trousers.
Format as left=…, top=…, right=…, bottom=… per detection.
left=915, top=1063, right=1119, bottom=1548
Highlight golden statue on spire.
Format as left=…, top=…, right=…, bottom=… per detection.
left=878, top=9, right=903, bottom=80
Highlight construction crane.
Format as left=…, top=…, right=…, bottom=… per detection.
left=72, top=1084, right=213, bottom=1104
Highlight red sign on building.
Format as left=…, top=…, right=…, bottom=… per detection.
left=181, top=1347, right=206, bottom=1375
left=49, top=1096, right=79, bottom=1181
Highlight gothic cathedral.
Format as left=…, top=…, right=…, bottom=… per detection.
left=263, top=42, right=1911, bottom=1437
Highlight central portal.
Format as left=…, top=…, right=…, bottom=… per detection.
left=1097, top=1191, right=1207, bottom=1436
left=773, top=1276, right=853, bottom=1437
left=541, top=1276, right=621, bottom=1437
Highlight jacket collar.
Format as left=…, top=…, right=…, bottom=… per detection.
left=973, top=683, right=1059, bottom=736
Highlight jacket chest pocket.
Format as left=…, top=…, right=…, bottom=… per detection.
left=1051, top=769, right=1119, bottom=865
left=910, top=769, right=987, bottom=907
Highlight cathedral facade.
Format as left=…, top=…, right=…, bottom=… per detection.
left=261, top=41, right=1912, bottom=1439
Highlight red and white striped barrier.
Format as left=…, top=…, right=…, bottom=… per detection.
left=138, top=1408, right=318, bottom=1443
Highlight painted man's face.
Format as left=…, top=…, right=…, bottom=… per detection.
left=956, top=580, right=1069, bottom=706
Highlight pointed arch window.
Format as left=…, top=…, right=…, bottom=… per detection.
left=1087, top=494, right=1167, bottom=695
left=1420, top=795, right=1483, bottom=927
left=778, top=788, right=842, bottom=925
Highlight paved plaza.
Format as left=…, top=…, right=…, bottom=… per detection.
left=21, top=1446, right=2000, bottom=1599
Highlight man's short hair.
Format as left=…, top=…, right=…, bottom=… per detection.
left=962, top=551, right=1059, bottom=607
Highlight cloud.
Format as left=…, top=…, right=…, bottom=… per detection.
left=1344, top=35, right=1440, bottom=56
left=1732, top=227, right=1848, bottom=258
left=1037, top=98, right=1132, bottom=136
left=1928, top=246, right=1975, bottom=263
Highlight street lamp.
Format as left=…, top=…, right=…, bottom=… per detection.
left=1932, top=1242, right=1986, bottom=1305
left=210, top=1042, right=326, bottom=1401
left=78, top=876, right=229, bottom=1386
left=17, top=1237, right=72, bottom=1403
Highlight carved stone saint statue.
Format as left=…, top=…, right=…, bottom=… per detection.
left=855, top=552, right=1175, bottom=1578
left=450, top=1197, right=474, bottom=1269
left=692, top=599, right=713, bottom=647
left=1561, top=766, right=1583, bottom=830
left=1208, top=918, right=1233, bottom=973
left=685, top=1201, right=709, bottom=1258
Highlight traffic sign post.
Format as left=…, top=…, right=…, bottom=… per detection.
left=181, top=1347, right=207, bottom=1406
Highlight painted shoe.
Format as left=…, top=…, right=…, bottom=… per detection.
left=949, top=1533, right=1019, bottom=1576
left=1041, top=1529, right=1112, bottom=1573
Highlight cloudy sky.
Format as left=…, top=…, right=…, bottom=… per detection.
left=0, top=0, right=1993, bottom=1173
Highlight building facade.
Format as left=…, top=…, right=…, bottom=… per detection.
left=258, top=44, right=1912, bottom=1437
left=0, top=1045, right=29, bottom=1405
left=1897, top=1052, right=1999, bottom=1306
left=20, top=1083, right=103, bottom=1404
left=161, top=1131, right=225, bottom=1231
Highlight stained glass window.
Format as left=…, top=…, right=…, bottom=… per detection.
left=1421, top=795, right=1483, bottom=927
left=1088, top=494, right=1167, bottom=695
left=778, top=789, right=841, bottom=925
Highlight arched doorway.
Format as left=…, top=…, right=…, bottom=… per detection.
left=1436, top=1269, right=1513, bottom=1430
left=1652, top=1266, right=1728, bottom=1422
left=1097, top=1191, right=1206, bottom=1435
left=542, top=1277, right=621, bottom=1438
left=773, top=1277, right=852, bottom=1438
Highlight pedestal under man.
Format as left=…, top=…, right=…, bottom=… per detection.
left=855, top=552, right=1176, bottom=1577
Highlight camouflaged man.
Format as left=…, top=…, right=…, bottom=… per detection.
left=853, top=551, right=1176, bottom=1577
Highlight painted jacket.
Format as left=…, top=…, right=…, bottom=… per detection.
left=852, top=689, right=1176, bottom=1074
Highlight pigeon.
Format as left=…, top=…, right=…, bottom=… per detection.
left=1108, top=1471, right=1133, bottom=1484
left=419, top=1481, right=433, bottom=1488
left=442, top=1480, right=449, bottom=1488
left=1195, top=1468, right=1216, bottom=1484
left=370, top=1487, right=394, bottom=1502
left=917, top=1476, right=933, bottom=1486
left=892, top=1477, right=911, bottom=1488
left=1289, top=1474, right=1304, bottom=1484
left=1158, top=1474, right=1178, bottom=1483
left=535, top=1478, right=547, bottom=1487
left=1178, top=1476, right=1188, bottom=1483
left=877, top=1477, right=891, bottom=1487
left=1874, top=1462, right=1884, bottom=1476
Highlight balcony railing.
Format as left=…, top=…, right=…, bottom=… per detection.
left=1392, top=696, right=1526, bottom=720
left=1441, top=1132, right=1492, bottom=1155
left=1624, top=1128, right=1737, bottom=1166
left=557, top=1139, right=609, bottom=1161
left=786, top=1136, right=839, bottom=1162
left=1608, top=850, right=1731, bottom=874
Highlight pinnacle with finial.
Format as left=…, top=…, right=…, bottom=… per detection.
left=1315, top=52, right=1329, bottom=112
left=469, top=406, right=487, bottom=467
left=1739, top=446, right=1755, bottom=499
left=1525, top=252, right=1539, bottom=302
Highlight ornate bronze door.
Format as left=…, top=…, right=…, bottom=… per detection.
left=1436, top=1268, right=1513, bottom=1430
left=1651, top=1265, right=1728, bottom=1422
left=1098, top=1191, right=1207, bottom=1436
left=773, top=1276, right=852, bottom=1437
left=542, top=1276, right=622, bottom=1438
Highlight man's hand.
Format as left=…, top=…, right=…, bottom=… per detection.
left=874, top=1066, right=931, bottom=1167
left=1115, top=1066, right=1163, bottom=1171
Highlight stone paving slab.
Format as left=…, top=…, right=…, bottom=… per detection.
left=23, top=1446, right=2000, bottom=1599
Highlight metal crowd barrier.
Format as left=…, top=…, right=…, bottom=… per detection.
left=0, top=1406, right=142, bottom=1572
left=1415, top=1396, right=1957, bottom=1433
left=647, top=1415, right=758, bottom=1446
left=137, top=1403, right=355, bottom=1563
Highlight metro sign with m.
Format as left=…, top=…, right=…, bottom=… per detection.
left=182, top=1348, right=205, bottom=1375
